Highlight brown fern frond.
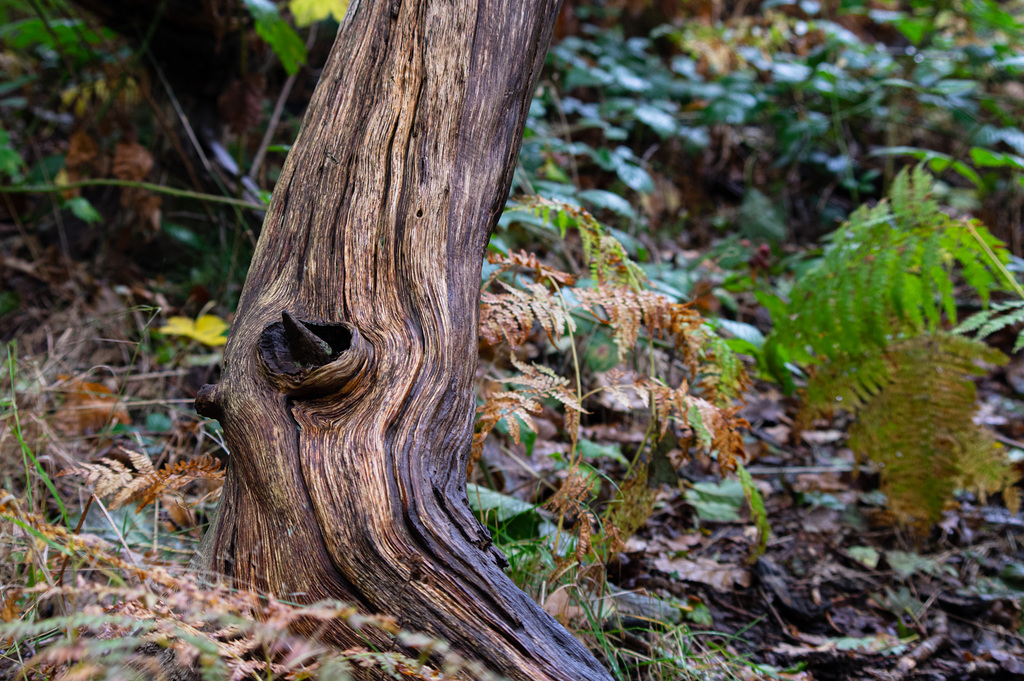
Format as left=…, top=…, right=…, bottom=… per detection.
left=485, top=249, right=576, bottom=288
left=544, top=470, right=592, bottom=518
left=2, top=495, right=490, bottom=681
left=66, top=451, right=224, bottom=511
left=471, top=357, right=586, bottom=467
left=121, top=455, right=224, bottom=510
left=575, top=285, right=706, bottom=369
left=508, top=355, right=584, bottom=413
left=70, top=456, right=134, bottom=501
left=470, top=390, right=543, bottom=467
left=479, top=281, right=575, bottom=347
left=637, top=378, right=749, bottom=473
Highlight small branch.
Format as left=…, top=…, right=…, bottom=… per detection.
left=93, top=495, right=140, bottom=566
left=248, top=24, right=319, bottom=182
left=0, top=180, right=264, bottom=210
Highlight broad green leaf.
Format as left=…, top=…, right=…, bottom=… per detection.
left=885, top=550, right=947, bottom=579
left=685, top=479, right=746, bottom=522
left=633, top=104, right=677, bottom=138
left=466, top=483, right=537, bottom=523
left=290, top=0, right=348, bottom=26
left=970, top=147, right=1024, bottom=170
left=242, top=0, right=307, bottom=75
left=577, top=439, right=628, bottom=465
left=582, top=329, right=618, bottom=372
left=64, top=197, right=102, bottom=224
left=578, top=189, right=635, bottom=219
left=848, top=546, right=880, bottom=569
left=893, top=16, right=931, bottom=45
left=615, top=162, right=654, bottom=194
left=870, top=147, right=982, bottom=189
left=713, top=318, right=766, bottom=350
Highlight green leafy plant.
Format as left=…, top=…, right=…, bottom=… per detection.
left=242, top=0, right=307, bottom=75
left=762, top=166, right=1019, bottom=529
left=956, top=299, right=1024, bottom=353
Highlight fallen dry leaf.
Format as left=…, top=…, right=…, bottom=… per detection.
left=543, top=585, right=582, bottom=625
left=653, top=556, right=751, bottom=592
left=66, top=130, right=100, bottom=175
left=112, top=141, right=153, bottom=181
left=53, top=378, right=130, bottom=435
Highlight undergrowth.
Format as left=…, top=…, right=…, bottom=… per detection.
left=1, top=209, right=759, bottom=680
left=477, top=196, right=752, bottom=556
left=471, top=199, right=765, bottom=677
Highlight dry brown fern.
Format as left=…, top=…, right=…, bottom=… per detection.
left=574, top=285, right=705, bottom=366
left=476, top=200, right=750, bottom=560
left=480, top=281, right=576, bottom=348
left=485, top=249, right=576, bottom=288
left=471, top=357, right=585, bottom=467
left=66, top=447, right=224, bottom=511
left=0, top=496, right=505, bottom=681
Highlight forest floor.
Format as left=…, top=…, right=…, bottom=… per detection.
left=3, top=2, right=1024, bottom=679
left=3, top=227, right=1023, bottom=680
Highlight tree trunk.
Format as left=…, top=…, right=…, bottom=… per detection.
left=191, top=2, right=614, bottom=680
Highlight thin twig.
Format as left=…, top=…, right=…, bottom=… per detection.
left=248, top=23, right=318, bottom=181
left=743, top=464, right=875, bottom=475
left=993, top=432, right=1024, bottom=450
left=93, top=496, right=139, bottom=567
left=0, top=180, right=263, bottom=210
left=147, top=55, right=217, bottom=178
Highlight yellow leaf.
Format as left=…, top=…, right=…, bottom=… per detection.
left=159, top=315, right=229, bottom=346
left=290, top=0, right=348, bottom=27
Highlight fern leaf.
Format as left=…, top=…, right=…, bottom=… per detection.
left=954, top=220, right=1002, bottom=307
left=480, top=281, right=574, bottom=347
left=901, top=272, right=926, bottom=334
left=919, top=232, right=943, bottom=331
left=975, top=301, right=1024, bottom=341
left=66, top=450, right=223, bottom=510
left=954, top=306, right=998, bottom=335
left=867, top=247, right=895, bottom=347
left=485, top=249, right=576, bottom=288
left=835, top=334, right=1013, bottom=529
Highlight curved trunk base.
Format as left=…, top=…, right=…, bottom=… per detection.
left=191, top=2, right=614, bottom=680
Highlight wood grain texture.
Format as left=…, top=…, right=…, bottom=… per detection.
left=191, top=1, right=614, bottom=679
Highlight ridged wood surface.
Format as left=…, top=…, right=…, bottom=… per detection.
left=192, top=1, right=614, bottom=679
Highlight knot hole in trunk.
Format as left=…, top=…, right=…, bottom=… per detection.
left=259, top=311, right=371, bottom=397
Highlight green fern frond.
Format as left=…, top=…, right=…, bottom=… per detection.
left=866, top=247, right=895, bottom=346
left=803, top=352, right=892, bottom=417
left=768, top=167, right=1009, bottom=367
left=919, top=231, right=945, bottom=331
left=768, top=166, right=1017, bottom=532
left=955, top=299, right=1024, bottom=353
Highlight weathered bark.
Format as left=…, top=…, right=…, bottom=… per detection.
left=192, top=1, right=614, bottom=680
